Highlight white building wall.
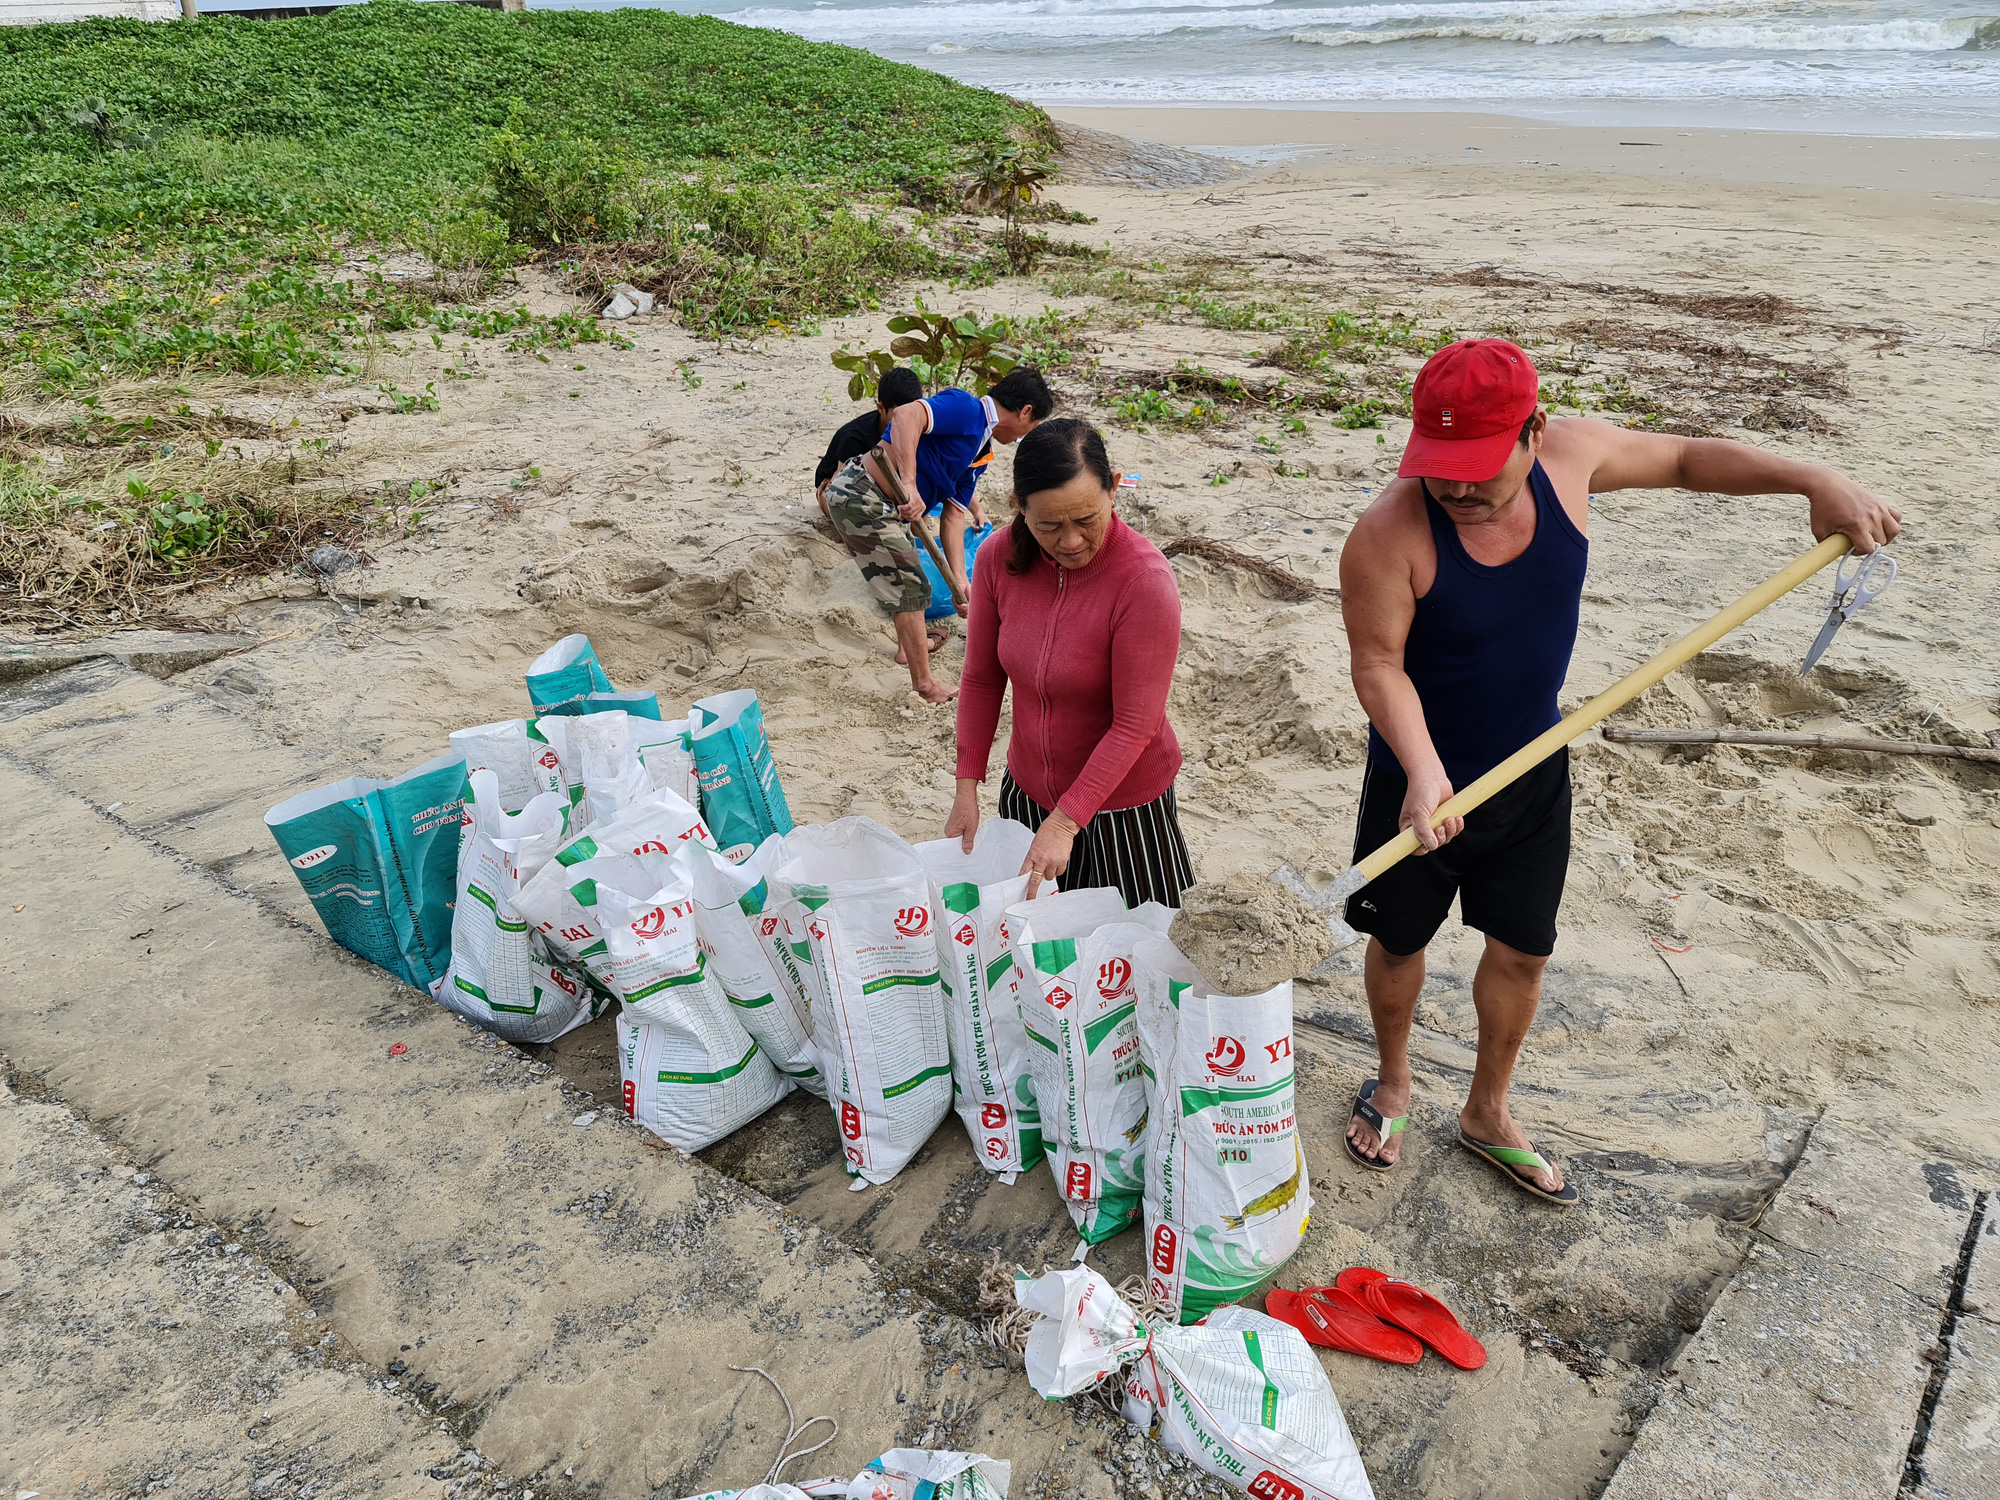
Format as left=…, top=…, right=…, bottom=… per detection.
left=1, top=1, right=182, bottom=23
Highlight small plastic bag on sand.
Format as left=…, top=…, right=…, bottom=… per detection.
left=585, top=861, right=787, bottom=1151
left=1132, top=938, right=1311, bottom=1324
left=439, top=770, right=603, bottom=1042
left=775, top=817, right=951, bottom=1186
left=675, top=1448, right=1009, bottom=1500
left=914, top=819, right=1042, bottom=1178
left=264, top=751, right=466, bottom=994
left=1013, top=1265, right=1374, bottom=1500
left=682, top=838, right=825, bottom=1096
left=562, top=709, right=655, bottom=831
left=448, top=719, right=566, bottom=813
left=690, top=688, right=795, bottom=860
left=526, top=633, right=614, bottom=715
left=1006, top=889, right=1173, bottom=1244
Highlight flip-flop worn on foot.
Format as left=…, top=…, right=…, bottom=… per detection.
left=1358, top=1277, right=1488, bottom=1371
left=1458, top=1129, right=1581, bottom=1207
left=1266, top=1288, right=1422, bottom=1366
left=1344, top=1079, right=1408, bottom=1172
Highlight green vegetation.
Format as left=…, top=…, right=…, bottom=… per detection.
left=0, top=3, right=1042, bottom=390
left=832, top=301, right=1023, bottom=400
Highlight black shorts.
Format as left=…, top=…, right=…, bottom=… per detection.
left=1342, top=750, right=1571, bottom=958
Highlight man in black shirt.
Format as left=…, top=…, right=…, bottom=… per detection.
left=815, top=366, right=923, bottom=515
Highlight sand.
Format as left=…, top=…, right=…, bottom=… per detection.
left=1170, top=873, right=1338, bottom=994
left=6, top=107, right=2000, bottom=1498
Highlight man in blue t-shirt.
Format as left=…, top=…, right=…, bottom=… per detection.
left=824, top=366, right=1053, bottom=703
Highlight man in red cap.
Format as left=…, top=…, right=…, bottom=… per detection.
left=1336, top=338, right=1900, bottom=1205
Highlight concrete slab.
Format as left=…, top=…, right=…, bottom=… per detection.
left=1911, top=1200, right=1998, bottom=1499
left=0, top=629, right=261, bottom=683
left=0, top=757, right=1131, bottom=1499
left=0, top=1071, right=524, bottom=1500
left=1600, top=1121, right=1971, bottom=1500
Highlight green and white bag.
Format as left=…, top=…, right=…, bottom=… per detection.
left=689, top=688, right=794, bottom=860
left=582, top=863, right=787, bottom=1151
left=1006, top=889, right=1173, bottom=1246
left=525, top=633, right=613, bottom=715
left=265, top=751, right=466, bottom=994
left=681, top=838, right=825, bottom=1097
left=775, top=817, right=951, bottom=1186
left=440, top=770, right=604, bottom=1043
left=1133, top=938, right=1311, bottom=1324
left=915, top=819, right=1042, bottom=1179
left=448, top=719, right=566, bottom=813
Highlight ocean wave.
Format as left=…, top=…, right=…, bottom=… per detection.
left=1287, top=15, right=2000, bottom=50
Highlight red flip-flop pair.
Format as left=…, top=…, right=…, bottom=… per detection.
left=1266, top=1266, right=1486, bottom=1370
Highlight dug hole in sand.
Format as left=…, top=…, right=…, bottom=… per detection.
left=1168, top=873, right=1340, bottom=996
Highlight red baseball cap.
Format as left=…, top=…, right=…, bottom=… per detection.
left=1398, top=339, right=1540, bottom=482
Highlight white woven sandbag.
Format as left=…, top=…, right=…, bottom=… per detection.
left=1006, top=889, right=1174, bottom=1245
left=680, top=838, right=825, bottom=1097
left=439, top=769, right=601, bottom=1043
left=589, top=864, right=786, bottom=1150
left=633, top=715, right=702, bottom=812
left=1132, top=937, right=1311, bottom=1325
left=742, top=833, right=825, bottom=1030
left=448, top=719, right=565, bottom=813
left=563, top=709, right=655, bottom=832
left=1014, top=1265, right=1374, bottom=1500
left=775, top=817, right=951, bottom=1186
left=914, top=819, right=1041, bottom=1178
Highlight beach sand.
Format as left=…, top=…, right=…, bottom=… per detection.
left=6, top=109, right=1999, bottom=1498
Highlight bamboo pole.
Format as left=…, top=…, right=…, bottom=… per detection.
left=1297, top=534, right=1854, bottom=918
left=867, top=455, right=968, bottom=611
left=1604, top=727, right=1999, bottom=764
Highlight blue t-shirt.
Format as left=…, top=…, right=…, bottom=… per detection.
left=910, top=387, right=995, bottom=512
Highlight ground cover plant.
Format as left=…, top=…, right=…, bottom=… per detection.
left=0, top=2, right=1041, bottom=392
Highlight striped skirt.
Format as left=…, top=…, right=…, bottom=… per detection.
left=998, top=771, right=1196, bottom=910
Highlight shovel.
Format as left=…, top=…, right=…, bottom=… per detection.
left=866, top=453, right=968, bottom=612
left=1279, top=533, right=1859, bottom=946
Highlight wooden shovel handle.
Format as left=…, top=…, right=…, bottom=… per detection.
left=1353, top=532, right=1854, bottom=885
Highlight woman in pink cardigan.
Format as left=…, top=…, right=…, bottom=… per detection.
left=945, top=418, right=1194, bottom=907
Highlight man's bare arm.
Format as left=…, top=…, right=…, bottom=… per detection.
left=1559, top=418, right=1902, bottom=552
left=879, top=400, right=931, bottom=519
left=1339, top=501, right=1464, bottom=850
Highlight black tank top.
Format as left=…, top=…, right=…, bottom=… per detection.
left=1367, top=461, right=1588, bottom=787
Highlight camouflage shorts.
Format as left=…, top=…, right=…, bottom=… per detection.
left=825, top=459, right=930, bottom=617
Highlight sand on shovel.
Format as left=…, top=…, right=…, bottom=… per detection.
left=1168, top=873, right=1338, bottom=995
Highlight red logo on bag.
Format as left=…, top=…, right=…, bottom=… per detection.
left=846, top=1146, right=863, bottom=1166
left=807, top=918, right=828, bottom=942
left=460, top=807, right=475, bottom=829
left=954, top=922, right=976, bottom=947
left=1046, top=983, right=1074, bottom=1011
left=622, top=1080, right=636, bottom=1118
left=1151, top=1224, right=1178, bottom=1275
left=985, top=1138, right=1007, bottom=1160
left=760, top=917, right=781, bottom=936
left=633, top=839, right=671, bottom=856
left=550, top=969, right=579, bottom=997
left=980, top=1103, right=1008, bottom=1130
left=633, top=907, right=668, bottom=939
left=997, top=920, right=1010, bottom=943
left=1066, top=1161, right=1093, bottom=1199
left=1150, top=1275, right=1171, bottom=1303
left=1097, top=957, right=1132, bottom=999
left=1248, top=1473, right=1304, bottom=1500
left=840, top=1101, right=862, bottom=1141
left=893, top=906, right=931, bottom=937
left=1206, top=1036, right=1247, bottom=1076
left=538, top=750, right=559, bottom=770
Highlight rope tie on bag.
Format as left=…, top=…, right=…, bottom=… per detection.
left=728, top=1365, right=839, bottom=1487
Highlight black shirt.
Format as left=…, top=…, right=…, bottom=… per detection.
left=814, top=409, right=886, bottom=488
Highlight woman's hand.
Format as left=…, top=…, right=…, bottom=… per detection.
left=945, top=779, right=981, bottom=853
left=1020, top=809, right=1079, bottom=897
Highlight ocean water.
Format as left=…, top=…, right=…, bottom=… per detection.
left=550, top=0, right=2000, bottom=134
